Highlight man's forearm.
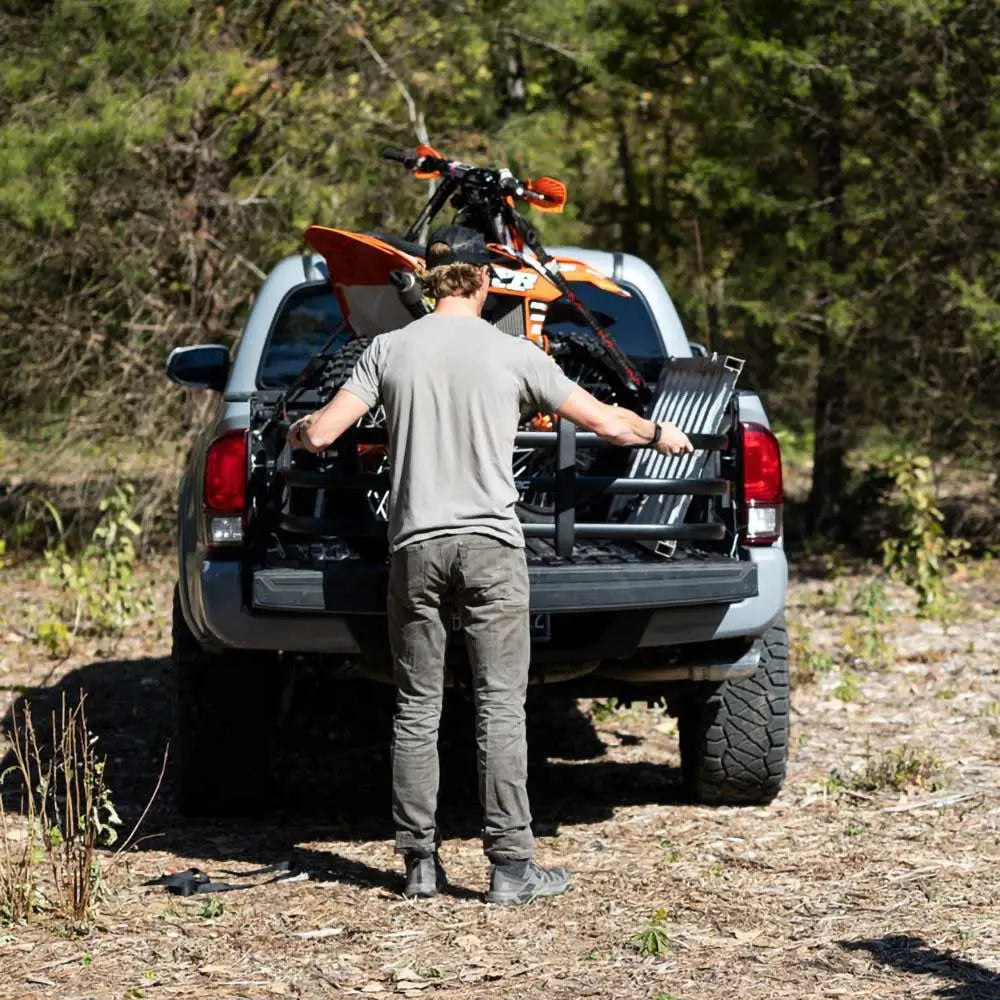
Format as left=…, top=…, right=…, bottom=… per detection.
left=555, top=387, right=692, bottom=455
left=593, top=407, right=657, bottom=446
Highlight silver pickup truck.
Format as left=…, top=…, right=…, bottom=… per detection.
left=167, top=248, right=788, bottom=816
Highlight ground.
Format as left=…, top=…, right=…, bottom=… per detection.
left=1, top=554, right=999, bottom=1000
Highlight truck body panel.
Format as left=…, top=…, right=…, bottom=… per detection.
left=173, top=248, right=787, bottom=676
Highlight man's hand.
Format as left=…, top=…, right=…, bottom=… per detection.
left=652, top=422, right=693, bottom=456
left=286, top=389, right=372, bottom=454
left=287, top=416, right=314, bottom=451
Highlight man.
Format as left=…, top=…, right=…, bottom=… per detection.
left=288, top=225, right=692, bottom=904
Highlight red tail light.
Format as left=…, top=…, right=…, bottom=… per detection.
left=204, top=430, right=247, bottom=514
left=740, top=422, right=783, bottom=545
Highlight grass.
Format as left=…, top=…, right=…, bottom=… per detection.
left=658, top=837, right=680, bottom=863
left=820, top=745, right=942, bottom=799
left=631, top=909, right=671, bottom=958
left=852, top=745, right=942, bottom=793
left=834, top=669, right=863, bottom=702
left=790, top=632, right=836, bottom=688
left=589, top=698, right=620, bottom=722
left=198, top=898, right=224, bottom=919
left=0, top=693, right=122, bottom=929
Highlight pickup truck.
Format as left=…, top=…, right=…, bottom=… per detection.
left=167, top=247, right=789, bottom=816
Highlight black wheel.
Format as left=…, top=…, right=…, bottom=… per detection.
left=676, top=617, right=790, bottom=805
left=514, top=332, right=636, bottom=518
left=313, top=338, right=370, bottom=399
left=171, top=586, right=286, bottom=816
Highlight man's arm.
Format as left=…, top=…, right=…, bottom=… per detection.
left=556, top=386, right=693, bottom=455
left=287, top=388, right=372, bottom=453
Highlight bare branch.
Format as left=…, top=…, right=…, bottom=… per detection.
left=324, top=1, right=429, bottom=146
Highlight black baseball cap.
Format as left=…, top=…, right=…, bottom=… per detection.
left=425, top=225, right=506, bottom=268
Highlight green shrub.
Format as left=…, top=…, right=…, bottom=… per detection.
left=42, top=483, right=147, bottom=638
left=0, top=694, right=121, bottom=929
left=853, top=745, right=941, bottom=792
left=881, top=453, right=967, bottom=617
left=631, top=908, right=671, bottom=958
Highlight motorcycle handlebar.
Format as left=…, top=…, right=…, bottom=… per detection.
left=383, top=147, right=552, bottom=206
left=381, top=147, right=419, bottom=169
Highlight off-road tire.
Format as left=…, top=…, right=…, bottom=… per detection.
left=171, top=586, right=286, bottom=817
left=677, top=617, right=790, bottom=805
left=314, top=338, right=370, bottom=400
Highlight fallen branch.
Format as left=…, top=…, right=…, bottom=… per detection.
left=111, top=742, right=170, bottom=861
left=881, top=791, right=980, bottom=813
left=291, top=926, right=344, bottom=940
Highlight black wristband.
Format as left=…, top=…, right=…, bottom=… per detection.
left=648, top=421, right=662, bottom=444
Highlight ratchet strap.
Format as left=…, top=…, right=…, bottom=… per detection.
left=143, top=861, right=304, bottom=896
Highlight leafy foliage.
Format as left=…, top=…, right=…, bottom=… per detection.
left=42, top=483, right=147, bottom=638
left=631, top=907, right=671, bottom=957
left=881, top=453, right=967, bottom=615
left=1, top=0, right=998, bottom=539
left=0, top=694, right=121, bottom=929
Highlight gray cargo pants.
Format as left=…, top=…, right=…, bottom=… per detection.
left=387, top=534, right=534, bottom=863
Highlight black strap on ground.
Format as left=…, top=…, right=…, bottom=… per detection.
left=143, top=861, right=297, bottom=896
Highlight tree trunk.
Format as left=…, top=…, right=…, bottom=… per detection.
left=806, top=79, right=850, bottom=536
left=615, top=108, right=640, bottom=255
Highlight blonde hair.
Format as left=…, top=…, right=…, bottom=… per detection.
left=417, top=252, right=484, bottom=300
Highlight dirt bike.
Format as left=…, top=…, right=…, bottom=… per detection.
left=287, top=146, right=650, bottom=519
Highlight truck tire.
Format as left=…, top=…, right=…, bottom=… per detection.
left=171, top=586, right=285, bottom=816
left=676, top=617, right=790, bottom=805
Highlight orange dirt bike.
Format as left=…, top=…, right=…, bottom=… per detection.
left=300, top=145, right=649, bottom=405
left=279, top=147, right=652, bottom=518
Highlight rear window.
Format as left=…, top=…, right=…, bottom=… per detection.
left=257, top=284, right=352, bottom=388
left=542, top=282, right=664, bottom=362
left=257, top=279, right=663, bottom=388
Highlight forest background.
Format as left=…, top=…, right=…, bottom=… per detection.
left=1, top=0, right=998, bottom=546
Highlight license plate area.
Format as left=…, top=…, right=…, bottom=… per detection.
left=530, top=612, right=551, bottom=643
left=449, top=611, right=550, bottom=642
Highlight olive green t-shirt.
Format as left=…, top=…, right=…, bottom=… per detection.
left=342, top=313, right=576, bottom=552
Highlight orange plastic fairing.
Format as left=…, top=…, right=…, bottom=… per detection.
left=552, top=254, right=631, bottom=297
left=526, top=176, right=567, bottom=213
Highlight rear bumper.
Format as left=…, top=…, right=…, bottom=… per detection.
left=188, top=548, right=784, bottom=656
left=638, top=546, right=787, bottom=646
left=250, top=557, right=758, bottom=615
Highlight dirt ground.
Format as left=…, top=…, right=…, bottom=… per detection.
left=1, top=553, right=999, bottom=1000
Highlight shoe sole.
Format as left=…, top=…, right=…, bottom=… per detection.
left=404, top=878, right=447, bottom=899
left=485, top=881, right=572, bottom=905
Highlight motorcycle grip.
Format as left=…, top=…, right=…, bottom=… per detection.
left=382, top=147, right=417, bottom=168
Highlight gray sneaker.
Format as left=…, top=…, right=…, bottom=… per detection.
left=403, top=854, right=447, bottom=899
left=486, top=860, right=572, bottom=905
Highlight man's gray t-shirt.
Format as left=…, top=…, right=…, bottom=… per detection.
left=342, top=313, right=577, bottom=552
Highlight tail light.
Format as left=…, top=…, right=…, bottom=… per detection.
left=204, top=430, right=247, bottom=546
left=739, top=422, right=783, bottom=546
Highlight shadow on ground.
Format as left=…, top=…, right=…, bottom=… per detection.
left=1, top=652, right=683, bottom=880
left=842, top=936, right=1000, bottom=1000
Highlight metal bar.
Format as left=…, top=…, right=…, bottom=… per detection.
left=521, top=522, right=726, bottom=541
left=343, top=427, right=729, bottom=451
left=287, top=467, right=727, bottom=497
left=555, top=416, right=576, bottom=557
left=279, top=514, right=386, bottom=538
left=513, top=431, right=728, bottom=450
left=514, top=477, right=730, bottom=497
left=284, top=470, right=390, bottom=489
